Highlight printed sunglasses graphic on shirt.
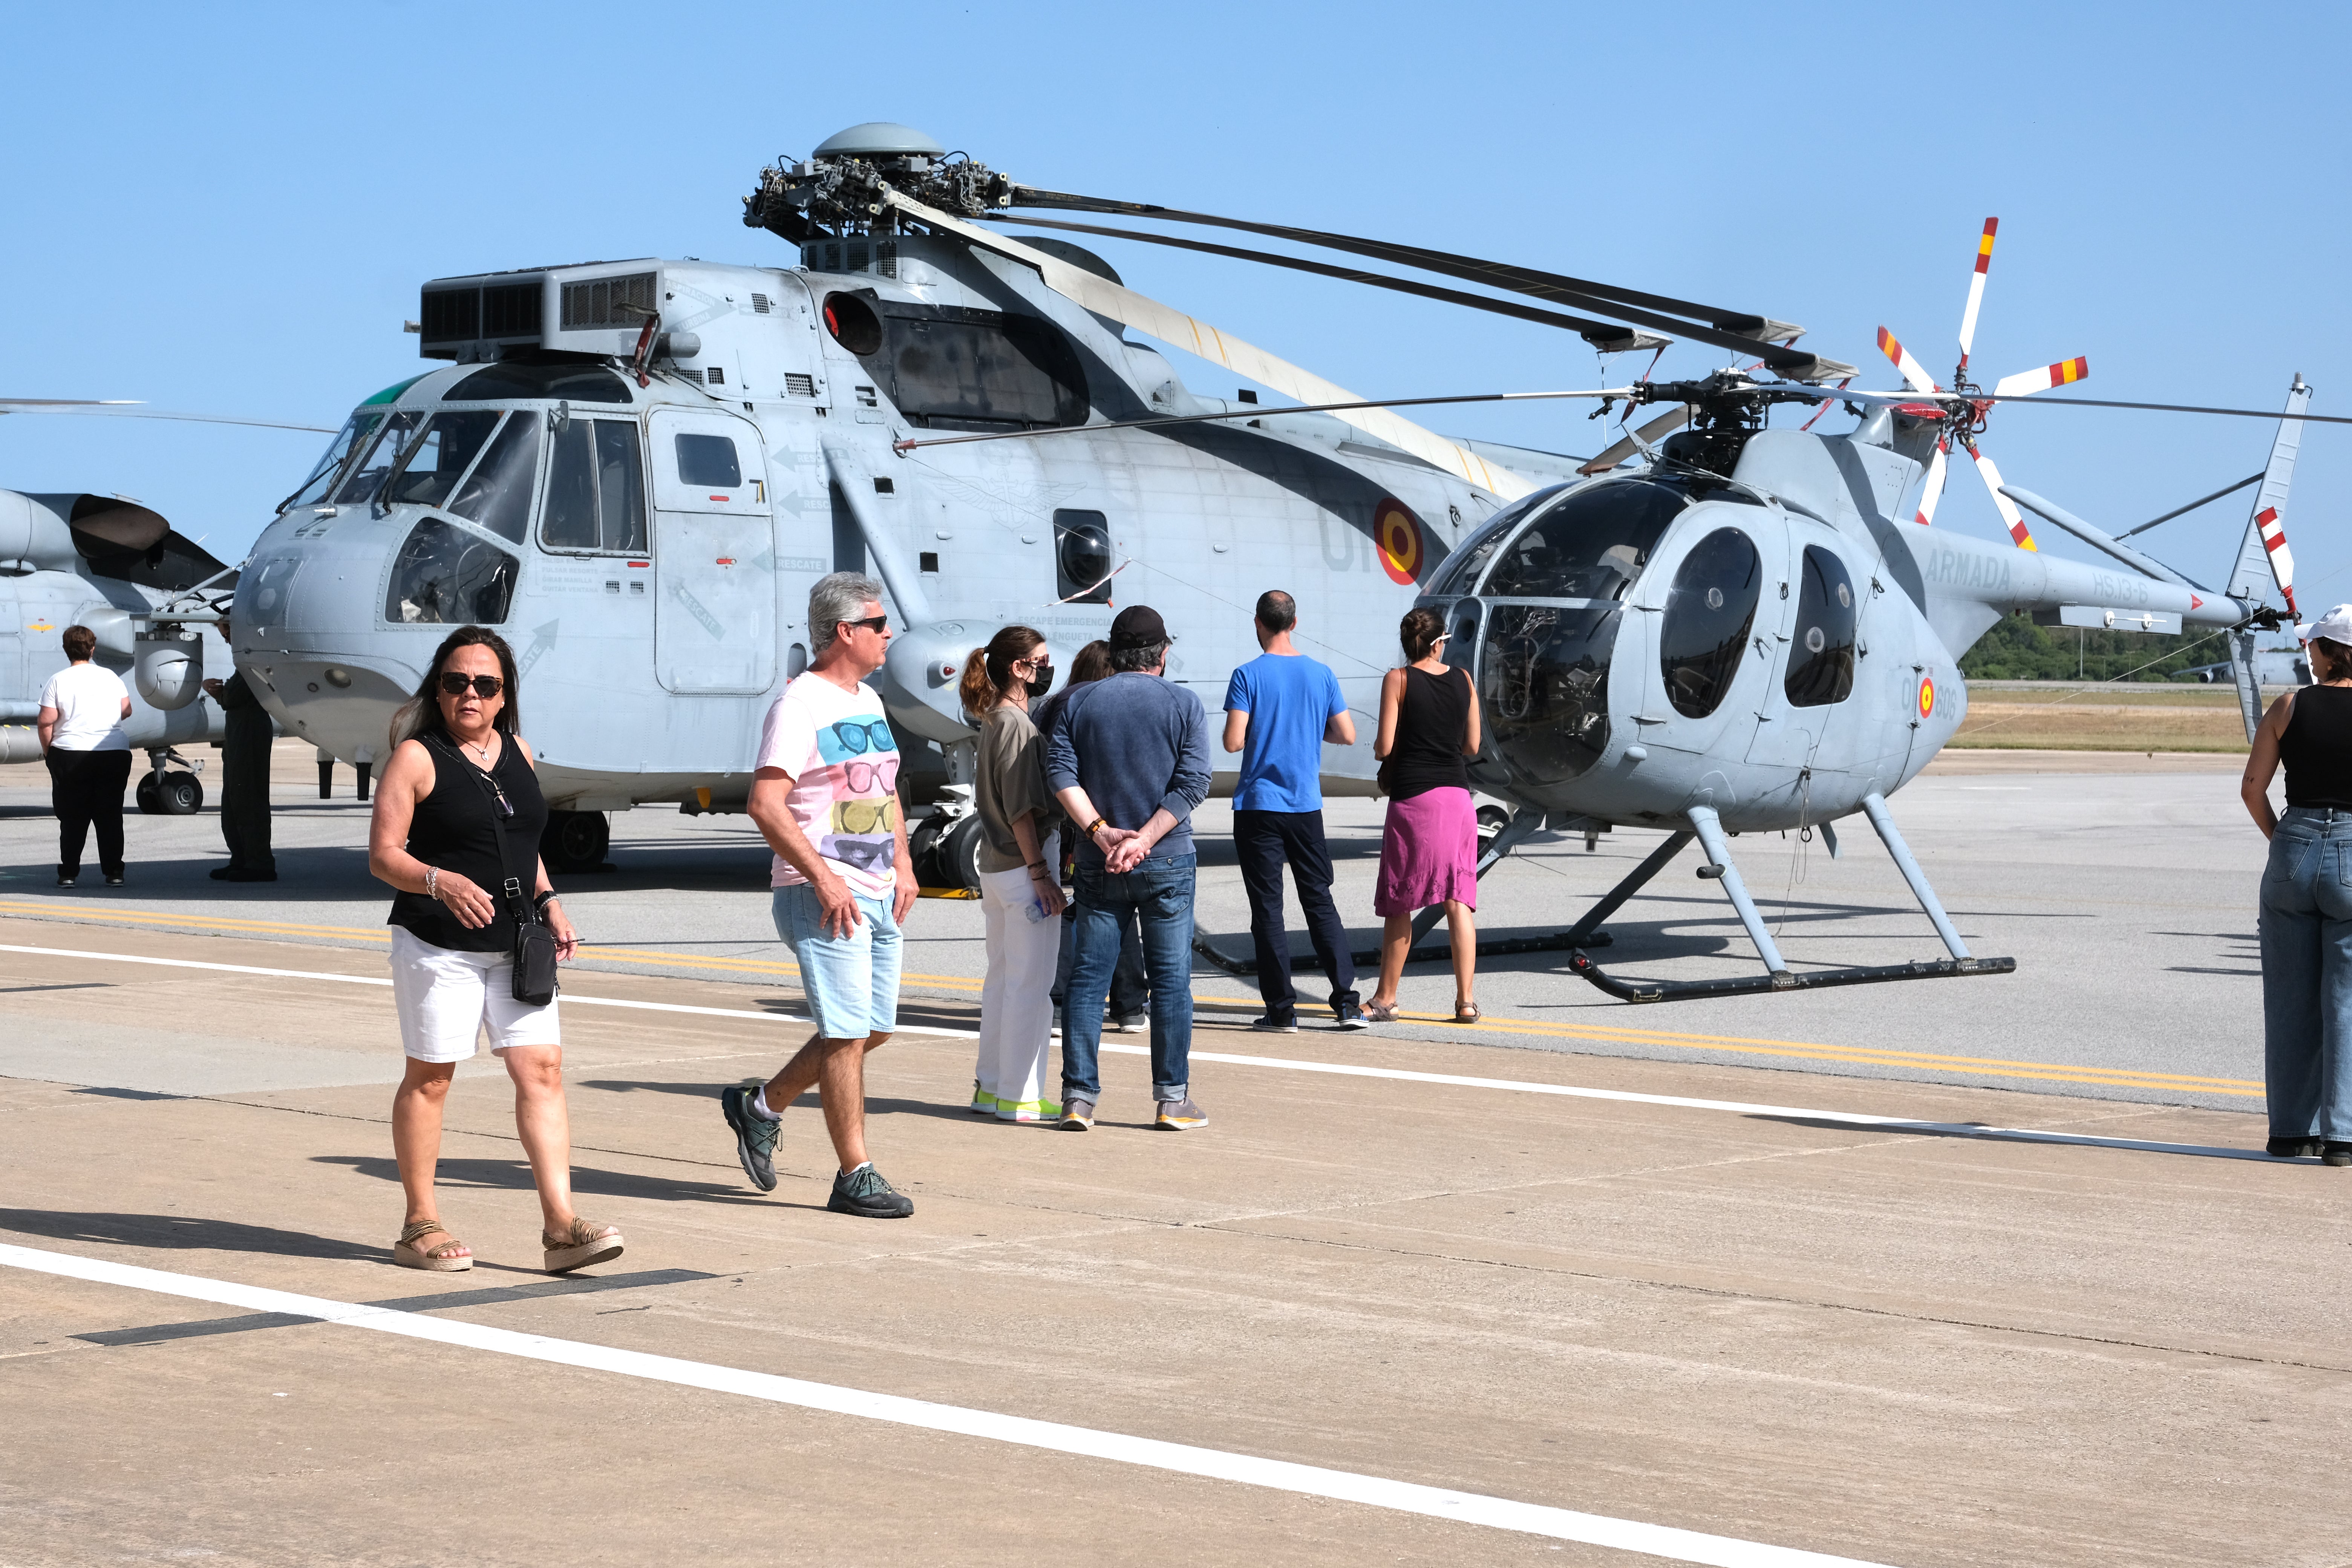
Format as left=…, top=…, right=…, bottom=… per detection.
left=830, top=798, right=896, bottom=836
left=819, top=836, right=897, bottom=873
left=816, top=718, right=896, bottom=765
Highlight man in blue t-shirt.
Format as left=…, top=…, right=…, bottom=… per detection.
left=1222, top=590, right=1364, bottom=1031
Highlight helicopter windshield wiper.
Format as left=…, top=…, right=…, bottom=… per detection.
left=1006, top=186, right=1856, bottom=380
left=982, top=214, right=1669, bottom=355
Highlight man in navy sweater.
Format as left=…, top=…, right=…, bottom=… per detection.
left=1045, top=605, right=1212, bottom=1131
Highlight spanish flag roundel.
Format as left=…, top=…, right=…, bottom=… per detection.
left=1917, top=674, right=1936, bottom=721
left=1374, top=499, right=1424, bottom=586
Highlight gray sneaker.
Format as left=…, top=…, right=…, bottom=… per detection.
left=1155, top=1097, right=1209, bottom=1130
left=1060, top=1096, right=1096, bottom=1131
left=1250, top=1014, right=1298, bottom=1033
left=1110, top=1012, right=1149, bottom=1034
left=720, top=1085, right=779, bottom=1191
left=828, top=1164, right=914, bottom=1218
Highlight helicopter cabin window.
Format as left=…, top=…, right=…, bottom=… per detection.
left=281, top=412, right=384, bottom=511
left=382, top=412, right=502, bottom=510
left=1658, top=527, right=1762, bottom=720
left=1053, top=510, right=1114, bottom=604
left=673, top=433, right=742, bottom=490
left=539, top=417, right=648, bottom=554
left=332, top=410, right=427, bottom=507
left=384, top=518, right=518, bottom=626
left=1479, top=479, right=1687, bottom=602
left=858, top=302, right=1088, bottom=432
left=444, top=358, right=634, bottom=404
left=1423, top=485, right=1564, bottom=596
left=446, top=413, right=542, bottom=544
left=1783, top=544, right=1857, bottom=708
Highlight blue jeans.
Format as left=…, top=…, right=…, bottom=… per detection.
left=1063, top=853, right=1195, bottom=1103
left=773, top=883, right=902, bottom=1040
left=2259, top=807, right=2352, bottom=1139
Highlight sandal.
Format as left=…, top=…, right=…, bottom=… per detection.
left=393, top=1219, right=473, bottom=1272
left=1361, top=1000, right=1400, bottom=1023
left=1451, top=1003, right=1482, bottom=1024
left=542, top=1216, right=625, bottom=1276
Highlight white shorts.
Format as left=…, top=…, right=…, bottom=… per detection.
left=389, top=925, right=560, bottom=1063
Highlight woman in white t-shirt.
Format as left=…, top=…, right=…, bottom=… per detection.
left=36, top=625, right=134, bottom=888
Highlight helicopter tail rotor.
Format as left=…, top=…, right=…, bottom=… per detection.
left=1875, top=326, right=1940, bottom=397
left=1963, top=442, right=2038, bottom=551
left=1956, top=217, right=1998, bottom=369
left=1992, top=357, right=2092, bottom=398
left=1912, top=437, right=1951, bottom=527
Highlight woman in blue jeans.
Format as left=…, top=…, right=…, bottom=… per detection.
left=2241, top=604, right=2352, bottom=1165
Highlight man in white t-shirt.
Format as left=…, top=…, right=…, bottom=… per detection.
left=36, top=624, right=135, bottom=888
left=719, top=572, right=920, bottom=1219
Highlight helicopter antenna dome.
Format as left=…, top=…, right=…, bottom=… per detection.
left=814, top=122, right=946, bottom=158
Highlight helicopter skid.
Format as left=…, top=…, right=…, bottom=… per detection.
left=1567, top=951, right=2016, bottom=1004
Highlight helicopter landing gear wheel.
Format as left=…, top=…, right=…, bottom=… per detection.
left=1475, top=804, right=1511, bottom=859
left=541, top=810, right=609, bottom=874
left=909, top=811, right=982, bottom=892
left=136, top=770, right=204, bottom=816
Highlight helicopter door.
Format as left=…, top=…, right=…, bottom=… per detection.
left=648, top=408, right=774, bottom=696
left=1747, top=536, right=1859, bottom=771
left=1633, top=510, right=1774, bottom=761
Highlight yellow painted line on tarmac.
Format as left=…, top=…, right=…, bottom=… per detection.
left=0, top=899, right=2260, bottom=1097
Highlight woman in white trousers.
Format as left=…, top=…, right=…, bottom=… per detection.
left=961, top=626, right=1066, bottom=1120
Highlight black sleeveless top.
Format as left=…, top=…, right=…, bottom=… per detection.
left=1384, top=665, right=1473, bottom=801
left=387, top=732, right=550, bottom=952
left=2280, top=685, right=2352, bottom=810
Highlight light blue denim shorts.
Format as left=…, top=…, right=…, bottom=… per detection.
left=773, top=882, right=901, bottom=1040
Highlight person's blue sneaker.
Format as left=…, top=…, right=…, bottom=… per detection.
left=720, top=1085, right=779, bottom=1192
left=828, top=1164, right=914, bottom=1218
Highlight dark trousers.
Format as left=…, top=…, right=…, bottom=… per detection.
left=1234, top=807, right=1358, bottom=1018
left=47, top=747, right=133, bottom=878
left=220, top=718, right=275, bottom=872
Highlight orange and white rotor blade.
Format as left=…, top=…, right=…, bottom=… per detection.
left=1992, top=356, right=2089, bottom=398
left=1876, top=326, right=1939, bottom=395
left=1956, top=218, right=1997, bottom=369
left=1911, top=438, right=1951, bottom=526
left=1969, top=445, right=2037, bottom=550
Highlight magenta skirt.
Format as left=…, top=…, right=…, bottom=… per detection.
left=1375, top=786, right=1478, bottom=917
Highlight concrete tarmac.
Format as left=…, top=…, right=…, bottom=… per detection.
left=2, top=914, right=2348, bottom=1567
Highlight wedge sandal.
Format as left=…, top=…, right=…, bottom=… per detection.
left=542, top=1217, right=625, bottom=1275
left=393, top=1219, right=473, bottom=1272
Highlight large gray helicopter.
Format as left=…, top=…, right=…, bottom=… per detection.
left=204, top=122, right=2331, bottom=999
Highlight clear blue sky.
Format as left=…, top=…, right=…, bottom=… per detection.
left=5, top=2, right=2345, bottom=635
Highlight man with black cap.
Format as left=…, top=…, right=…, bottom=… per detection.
left=1044, top=605, right=1212, bottom=1131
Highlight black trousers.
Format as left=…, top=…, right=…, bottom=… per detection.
left=219, top=717, right=275, bottom=871
left=47, top=747, right=133, bottom=877
left=1234, top=808, right=1358, bottom=1017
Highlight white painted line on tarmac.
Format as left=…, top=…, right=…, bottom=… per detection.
left=0, top=943, right=2267, bottom=1161
left=0, top=1240, right=1895, bottom=1567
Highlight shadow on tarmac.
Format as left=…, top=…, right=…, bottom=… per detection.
left=311, top=1155, right=780, bottom=1206
left=1743, top=1114, right=2280, bottom=1163
left=0, top=1207, right=378, bottom=1260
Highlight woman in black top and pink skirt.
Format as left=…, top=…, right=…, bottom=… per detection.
left=2241, top=603, right=2352, bottom=1165
left=1364, top=608, right=1484, bottom=1023
left=368, top=626, right=623, bottom=1271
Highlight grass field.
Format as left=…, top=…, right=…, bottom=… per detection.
left=1950, top=681, right=2274, bottom=751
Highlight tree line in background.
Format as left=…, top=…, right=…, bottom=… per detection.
left=1957, top=612, right=2236, bottom=683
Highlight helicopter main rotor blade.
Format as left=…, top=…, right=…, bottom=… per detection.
left=1006, top=187, right=1857, bottom=381
left=0, top=399, right=336, bottom=434
left=887, top=187, right=1540, bottom=496
left=989, top=214, right=1671, bottom=354
left=1874, top=327, right=1940, bottom=395
left=1957, top=218, right=1997, bottom=370
left=1991, top=357, right=2090, bottom=398
left=891, top=386, right=1631, bottom=455
left=1577, top=407, right=1689, bottom=475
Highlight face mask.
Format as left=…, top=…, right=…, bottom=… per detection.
left=1024, top=663, right=1056, bottom=700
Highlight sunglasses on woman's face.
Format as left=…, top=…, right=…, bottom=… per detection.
left=439, top=672, right=504, bottom=699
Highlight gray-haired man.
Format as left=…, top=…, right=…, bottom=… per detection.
left=720, top=572, right=918, bottom=1218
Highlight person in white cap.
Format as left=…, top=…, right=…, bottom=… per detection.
left=2240, top=602, right=2352, bottom=1165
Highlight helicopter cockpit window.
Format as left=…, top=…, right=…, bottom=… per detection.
left=1479, top=480, right=1686, bottom=602
left=445, top=358, right=633, bottom=404
left=1658, top=527, right=1762, bottom=719
left=332, top=410, right=426, bottom=507
left=539, top=417, right=648, bottom=554
left=280, top=412, right=384, bottom=512
left=1423, top=485, right=1565, bottom=597
left=673, top=433, right=742, bottom=489
left=1784, top=544, right=1857, bottom=708
left=1053, top=510, right=1114, bottom=604
left=447, top=413, right=542, bottom=544
left=384, top=518, right=518, bottom=626
left=382, top=412, right=502, bottom=510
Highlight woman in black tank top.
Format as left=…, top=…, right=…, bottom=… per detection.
left=2241, top=611, right=2352, bottom=1164
left=1365, top=607, right=1484, bottom=1024
left=367, top=626, right=622, bottom=1275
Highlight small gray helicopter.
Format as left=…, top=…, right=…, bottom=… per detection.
left=197, top=122, right=2334, bottom=1000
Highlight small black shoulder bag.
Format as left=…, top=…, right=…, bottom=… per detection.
left=438, top=735, right=558, bottom=1006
